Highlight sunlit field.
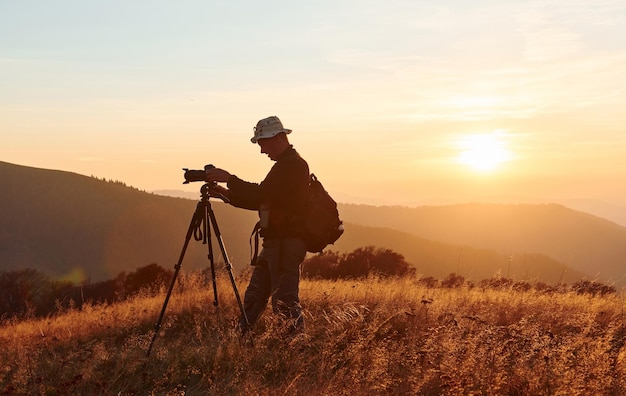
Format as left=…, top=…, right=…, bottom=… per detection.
left=1, top=274, right=625, bottom=395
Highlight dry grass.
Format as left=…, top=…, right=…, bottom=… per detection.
left=1, top=274, right=625, bottom=395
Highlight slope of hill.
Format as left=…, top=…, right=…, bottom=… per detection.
left=338, top=203, right=626, bottom=285
left=0, top=161, right=258, bottom=280
left=0, top=161, right=592, bottom=285
left=332, top=223, right=586, bottom=284
left=2, top=276, right=623, bottom=394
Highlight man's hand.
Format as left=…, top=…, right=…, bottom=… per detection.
left=208, top=184, right=231, bottom=201
left=205, top=168, right=231, bottom=183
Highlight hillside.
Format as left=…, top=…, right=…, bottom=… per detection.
left=1, top=276, right=624, bottom=394
left=0, top=161, right=258, bottom=280
left=332, top=224, right=585, bottom=284
left=0, top=161, right=593, bottom=284
left=338, top=203, right=626, bottom=285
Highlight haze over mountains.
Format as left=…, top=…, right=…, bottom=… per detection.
left=155, top=190, right=626, bottom=228
left=2, top=161, right=625, bottom=286
left=337, top=204, right=626, bottom=286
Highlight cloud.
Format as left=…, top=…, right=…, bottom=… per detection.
left=312, top=0, right=626, bottom=125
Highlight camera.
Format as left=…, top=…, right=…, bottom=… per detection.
left=183, top=164, right=215, bottom=184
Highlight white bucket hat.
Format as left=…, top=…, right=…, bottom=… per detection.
left=251, top=116, right=292, bottom=144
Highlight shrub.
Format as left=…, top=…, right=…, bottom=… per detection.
left=302, top=246, right=414, bottom=280
left=571, top=279, right=616, bottom=297
left=441, top=273, right=467, bottom=288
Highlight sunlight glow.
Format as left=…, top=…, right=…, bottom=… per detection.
left=457, top=131, right=512, bottom=172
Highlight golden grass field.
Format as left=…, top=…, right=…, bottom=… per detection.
left=1, top=273, right=625, bottom=395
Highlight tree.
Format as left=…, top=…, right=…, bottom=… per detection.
left=301, top=246, right=414, bottom=280
left=441, top=273, right=466, bottom=288
left=0, top=269, right=72, bottom=318
left=337, top=247, right=374, bottom=278
left=123, top=263, right=171, bottom=295
left=368, top=248, right=414, bottom=277
left=302, top=251, right=341, bottom=279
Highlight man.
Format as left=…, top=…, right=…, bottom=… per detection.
left=205, top=116, right=309, bottom=335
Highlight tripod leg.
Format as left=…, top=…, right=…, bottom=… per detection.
left=206, top=204, right=250, bottom=326
left=205, top=206, right=219, bottom=309
left=146, top=204, right=202, bottom=357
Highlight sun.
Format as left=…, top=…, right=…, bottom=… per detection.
left=456, top=131, right=512, bottom=172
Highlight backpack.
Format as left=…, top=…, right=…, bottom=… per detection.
left=249, top=173, right=343, bottom=264
left=301, top=173, right=344, bottom=253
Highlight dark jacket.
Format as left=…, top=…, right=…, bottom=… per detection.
left=226, top=146, right=309, bottom=238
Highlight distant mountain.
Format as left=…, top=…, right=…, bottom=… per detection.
left=0, top=161, right=598, bottom=285
left=338, top=203, right=626, bottom=285
left=559, top=198, right=626, bottom=228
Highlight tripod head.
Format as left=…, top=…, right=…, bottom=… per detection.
left=200, top=182, right=230, bottom=203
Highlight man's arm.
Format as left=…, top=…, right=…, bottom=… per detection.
left=227, top=176, right=263, bottom=210
left=206, top=167, right=261, bottom=210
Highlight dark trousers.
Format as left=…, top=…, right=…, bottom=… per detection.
left=240, top=237, right=306, bottom=332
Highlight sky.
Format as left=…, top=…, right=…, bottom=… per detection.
left=2, top=0, right=626, bottom=210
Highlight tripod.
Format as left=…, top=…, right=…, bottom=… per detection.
left=146, top=183, right=249, bottom=357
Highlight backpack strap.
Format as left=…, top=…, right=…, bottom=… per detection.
left=249, top=221, right=262, bottom=266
